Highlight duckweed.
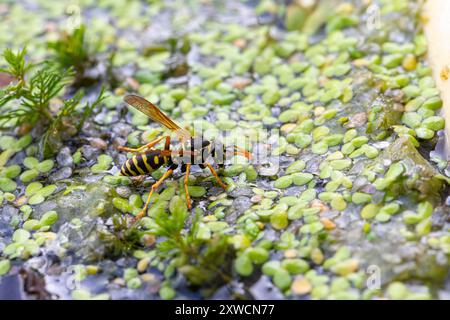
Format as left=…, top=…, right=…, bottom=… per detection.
left=0, top=177, right=17, bottom=192
left=351, top=136, right=369, bottom=148
left=23, top=220, right=41, bottom=231
left=281, top=259, right=309, bottom=275
left=187, top=186, right=206, bottom=197
left=274, top=176, right=293, bottom=189
left=0, top=165, right=21, bottom=178
left=159, top=286, right=176, bottom=300
left=270, top=210, right=289, bottom=230
left=19, top=169, right=39, bottom=183
left=273, top=268, right=292, bottom=291
left=25, top=182, right=43, bottom=196
left=37, top=160, right=54, bottom=173
left=0, top=0, right=447, bottom=302
left=416, top=218, right=432, bottom=236
left=292, top=173, right=314, bottom=186
left=402, top=112, right=423, bottom=128
left=360, top=204, right=380, bottom=220
left=300, top=221, right=324, bottom=234
left=422, top=96, right=442, bottom=110
left=387, top=282, right=408, bottom=300
left=294, top=133, right=312, bottom=148
left=234, top=254, right=253, bottom=276
left=311, top=142, right=328, bottom=155
left=422, top=116, right=445, bottom=130
left=246, top=247, right=270, bottom=264
left=0, top=260, right=11, bottom=276
left=112, top=197, right=134, bottom=213
left=379, top=203, right=400, bottom=215
left=28, top=194, right=45, bottom=205
left=262, top=261, right=280, bottom=277
left=329, top=159, right=352, bottom=170
left=92, top=155, right=113, bottom=173
left=375, top=212, right=391, bottom=223
left=351, top=192, right=372, bottom=204
left=403, top=211, right=423, bottom=225
left=40, top=210, right=59, bottom=226
left=223, top=164, right=245, bottom=177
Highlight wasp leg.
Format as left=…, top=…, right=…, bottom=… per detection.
left=205, top=163, right=228, bottom=190
left=117, top=135, right=171, bottom=153
left=184, top=164, right=192, bottom=209
left=133, top=168, right=174, bottom=222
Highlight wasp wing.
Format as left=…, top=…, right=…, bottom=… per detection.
left=124, top=94, right=191, bottom=142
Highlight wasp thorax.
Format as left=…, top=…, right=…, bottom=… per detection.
left=171, top=137, right=213, bottom=165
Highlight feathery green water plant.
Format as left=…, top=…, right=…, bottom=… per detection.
left=142, top=196, right=233, bottom=290
left=40, top=87, right=107, bottom=157
left=0, top=47, right=32, bottom=83
left=0, top=47, right=73, bottom=128
left=0, top=49, right=106, bottom=155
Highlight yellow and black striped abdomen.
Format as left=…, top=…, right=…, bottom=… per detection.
left=120, top=152, right=166, bottom=176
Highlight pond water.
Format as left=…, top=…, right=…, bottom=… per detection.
left=0, top=0, right=449, bottom=300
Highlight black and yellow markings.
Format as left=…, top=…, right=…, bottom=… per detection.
left=141, top=155, right=153, bottom=172
left=120, top=153, right=167, bottom=176
left=132, top=157, right=146, bottom=175
left=121, top=158, right=137, bottom=176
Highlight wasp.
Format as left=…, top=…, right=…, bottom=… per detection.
left=118, top=94, right=252, bottom=221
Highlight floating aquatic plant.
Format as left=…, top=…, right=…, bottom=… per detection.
left=0, top=47, right=72, bottom=129
left=142, top=196, right=233, bottom=289
left=40, top=87, right=107, bottom=157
